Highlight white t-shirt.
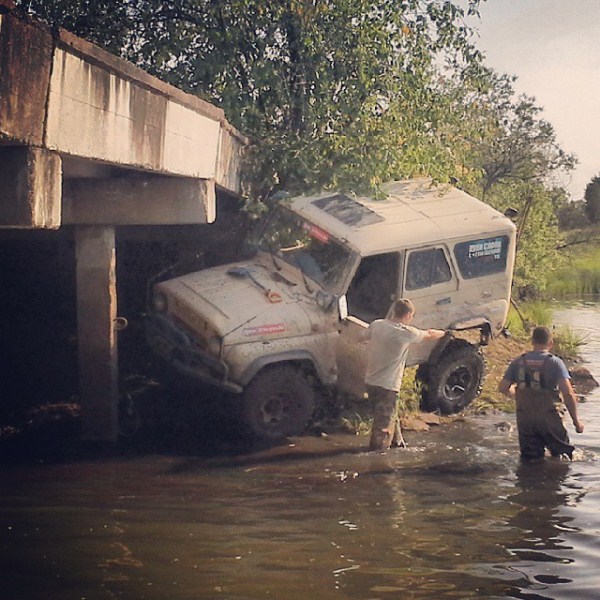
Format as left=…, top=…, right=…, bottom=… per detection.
left=364, top=319, right=425, bottom=392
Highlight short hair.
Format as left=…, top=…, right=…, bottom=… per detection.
left=392, top=298, right=415, bottom=319
left=532, top=326, right=552, bottom=346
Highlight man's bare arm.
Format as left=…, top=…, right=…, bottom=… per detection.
left=498, top=378, right=515, bottom=398
left=558, top=378, right=584, bottom=433
left=424, top=328, right=446, bottom=340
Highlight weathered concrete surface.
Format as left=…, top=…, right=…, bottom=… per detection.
left=63, top=176, right=216, bottom=225
left=46, top=48, right=220, bottom=178
left=0, top=147, right=62, bottom=228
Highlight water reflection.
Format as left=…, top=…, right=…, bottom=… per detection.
left=503, top=461, right=580, bottom=598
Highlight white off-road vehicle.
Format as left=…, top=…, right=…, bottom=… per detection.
left=145, top=179, right=516, bottom=438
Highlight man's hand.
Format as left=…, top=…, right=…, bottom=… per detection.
left=426, top=328, right=446, bottom=340
left=498, top=378, right=515, bottom=398
left=573, top=419, right=584, bottom=433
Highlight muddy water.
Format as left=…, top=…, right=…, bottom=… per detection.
left=1, top=304, right=599, bottom=600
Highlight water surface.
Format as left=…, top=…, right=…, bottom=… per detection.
left=1, top=303, right=599, bottom=600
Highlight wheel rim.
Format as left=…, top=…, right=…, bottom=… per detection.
left=442, top=365, right=473, bottom=401
left=260, top=392, right=294, bottom=426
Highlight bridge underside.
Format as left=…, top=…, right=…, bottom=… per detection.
left=0, top=3, right=247, bottom=442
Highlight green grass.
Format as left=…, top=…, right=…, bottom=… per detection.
left=507, top=299, right=588, bottom=362
left=505, top=300, right=552, bottom=336
left=551, top=324, right=590, bottom=361
left=546, top=245, right=600, bottom=299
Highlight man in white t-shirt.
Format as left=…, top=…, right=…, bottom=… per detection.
left=364, top=298, right=445, bottom=451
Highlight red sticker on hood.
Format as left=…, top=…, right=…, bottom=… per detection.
left=243, top=323, right=287, bottom=336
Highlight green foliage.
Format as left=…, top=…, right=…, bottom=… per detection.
left=477, top=180, right=566, bottom=296
left=584, top=175, right=600, bottom=224
left=558, top=199, right=589, bottom=230
left=340, top=413, right=372, bottom=436
left=458, top=72, right=577, bottom=200
left=15, top=0, right=132, bottom=53
left=503, top=300, right=587, bottom=361
left=456, top=71, right=575, bottom=297
left=505, top=300, right=553, bottom=336
left=398, top=366, right=422, bottom=413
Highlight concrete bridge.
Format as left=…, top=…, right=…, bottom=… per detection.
left=0, top=1, right=246, bottom=441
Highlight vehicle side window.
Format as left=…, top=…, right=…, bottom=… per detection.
left=454, top=236, right=509, bottom=279
left=346, top=253, right=399, bottom=322
left=405, top=248, right=452, bottom=291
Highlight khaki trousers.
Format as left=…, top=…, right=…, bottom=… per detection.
left=367, top=384, right=406, bottom=451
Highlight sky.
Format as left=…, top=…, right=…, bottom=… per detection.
left=468, top=0, right=600, bottom=201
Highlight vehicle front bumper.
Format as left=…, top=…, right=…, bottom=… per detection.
left=144, top=314, right=243, bottom=393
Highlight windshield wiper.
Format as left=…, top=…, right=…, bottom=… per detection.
left=300, top=269, right=315, bottom=294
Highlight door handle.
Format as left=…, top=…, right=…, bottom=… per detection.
left=436, top=297, right=451, bottom=305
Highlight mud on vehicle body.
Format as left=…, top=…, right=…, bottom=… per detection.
left=145, top=179, right=517, bottom=439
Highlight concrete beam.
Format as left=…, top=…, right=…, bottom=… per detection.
left=0, top=147, right=62, bottom=228
left=75, top=226, right=119, bottom=442
left=63, top=176, right=216, bottom=225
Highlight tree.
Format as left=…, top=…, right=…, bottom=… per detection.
left=15, top=0, right=133, bottom=53
left=461, top=72, right=577, bottom=201
left=584, top=175, right=600, bottom=224
left=16, top=0, right=487, bottom=202
left=557, top=200, right=589, bottom=231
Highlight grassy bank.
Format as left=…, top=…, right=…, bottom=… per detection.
left=546, top=244, right=600, bottom=299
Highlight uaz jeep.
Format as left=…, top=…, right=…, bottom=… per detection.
left=145, top=179, right=516, bottom=438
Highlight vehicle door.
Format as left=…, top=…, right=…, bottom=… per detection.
left=335, top=252, right=400, bottom=397
left=402, top=245, right=458, bottom=365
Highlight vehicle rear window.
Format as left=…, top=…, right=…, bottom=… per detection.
left=453, top=236, right=509, bottom=279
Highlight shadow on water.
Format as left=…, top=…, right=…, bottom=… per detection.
left=0, top=377, right=284, bottom=464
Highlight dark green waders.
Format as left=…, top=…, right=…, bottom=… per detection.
left=515, top=387, right=574, bottom=460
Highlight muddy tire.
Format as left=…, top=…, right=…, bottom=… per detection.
left=242, top=364, right=315, bottom=439
left=419, top=341, right=485, bottom=415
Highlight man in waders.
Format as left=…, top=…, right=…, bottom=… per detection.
left=364, top=298, right=445, bottom=452
left=498, top=326, right=584, bottom=461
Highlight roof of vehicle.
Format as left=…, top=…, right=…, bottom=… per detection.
left=286, top=178, right=516, bottom=255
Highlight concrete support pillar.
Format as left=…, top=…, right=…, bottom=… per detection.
left=75, top=225, right=119, bottom=442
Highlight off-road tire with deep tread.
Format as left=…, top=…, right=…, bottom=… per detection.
left=242, top=364, right=315, bottom=439
left=417, top=340, right=485, bottom=415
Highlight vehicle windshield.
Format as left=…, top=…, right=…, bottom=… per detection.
left=256, top=206, right=353, bottom=294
